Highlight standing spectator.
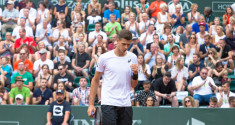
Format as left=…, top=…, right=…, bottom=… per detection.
left=217, top=81, right=235, bottom=108
left=182, top=96, right=196, bottom=107
left=13, top=94, right=26, bottom=105
left=223, top=6, right=234, bottom=26
left=153, top=72, right=178, bottom=107
left=2, top=1, right=19, bottom=33
left=53, top=0, right=68, bottom=19
left=187, top=3, right=200, bottom=26
left=192, top=15, right=209, bottom=34
left=136, top=0, right=149, bottom=22
left=121, top=6, right=132, bottom=28
left=140, top=24, right=155, bottom=48
left=185, top=34, right=199, bottom=66
left=191, top=68, right=217, bottom=107
left=87, top=0, right=101, bottom=16
left=33, top=78, right=53, bottom=105
left=149, top=0, right=166, bottom=18
left=104, top=14, right=122, bottom=39
left=168, top=0, right=183, bottom=15
left=171, top=5, right=185, bottom=32
left=155, top=3, right=170, bottom=34
left=128, top=36, right=144, bottom=56
left=136, top=80, right=156, bottom=106
left=179, top=25, right=192, bottom=51
left=73, top=77, right=90, bottom=106
left=199, top=34, right=216, bottom=61
left=103, top=2, right=120, bottom=23
left=9, top=76, right=30, bottom=105
left=209, top=17, right=221, bottom=36
left=204, top=7, right=215, bottom=27
left=46, top=90, right=72, bottom=125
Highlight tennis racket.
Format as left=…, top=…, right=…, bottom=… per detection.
left=93, top=106, right=102, bottom=125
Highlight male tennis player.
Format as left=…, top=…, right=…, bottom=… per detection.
left=87, top=30, right=138, bottom=125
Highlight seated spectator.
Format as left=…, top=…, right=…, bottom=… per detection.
left=171, top=58, right=188, bottom=91
left=140, top=24, right=155, bottom=48
left=196, top=22, right=209, bottom=45
left=174, top=26, right=184, bottom=45
left=146, top=34, right=164, bottom=53
left=72, top=77, right=90, bottom=106
left=203, top=7, right=215, bottom=27
left=11, top=61, right=34, bottom=91
left=87, top=0, right=101, bottom=16
left=0, top=57, right=12, bottom=88
left=18, top=7, right=35, bottom=30
left=53, top=9, right=71, bottom=28
left=225, top=17, right=235, bottom=31
left=164, top=34, right=180, bottom=58
left=192, top=15, right=209, bottom=34
left=223, top=6, right=234, bottom=27
left=128, top=36, right=144, bottom=56
left=187, top=3, right=200, bottom=26
left=136, top=0, right=149, bottom=22
left=13, top=94, right=26, bottom=105
left=54, top=50, right=72, bottom=75
left=52, top=82, right=69, bottom=102
left=34, top=41, right=51, bottom=61
left=144, top=96, right=155, bottom=107
left=182, top=96, right=196, bottom=107
left=149, top=0, right=166, bottom=18
left=104, top=14, right=122, bottom=40
left=73, top=23, right=87, bottom=46
left=160, top=25, right=175, bottom=45
left=212, top=26, right=225, bottom=45
left=168, top=0, right=183, bottom=15
left=0, top=81, right=8, bottom=104
left=103, top=2, right=120, bottom=23
left=125, top=13, right=139, bottom=36
left=33, top=49, right=54, bottom=77
left=71, top=12, right=85, bottom=32
left=217, top=81, right=235, bottom=108
left=71, top=2, right=86, bottom=22
left=36, top=64, right=52, bottom=89
left=185, top=34, right=199, bottom=66
left=71, top=0, right=86, bottom=12
left=32, top=78, right=52, bottom=105
left=229, top=97, right=235, bottom=108
left=5, top=0, right=19, bottom=10
left=136, top=80, right=156, bottom=106
left=211, top=62, right=229, bottom=86
left=121, top=6, right=132, bottom=28
left=199, top=34, right=216, bottom=61
left=14, top=28, right=36, bottom=54
left=107, top=34, right=117, bottom=51
left=102, top=0, right=118, bottom=13
left=209, top=17, right=221, bottom=36
left=54, top=36, right=68, bottom=57
left=53, top=48, right=71, bottom=64
left=88, top=22, right=107, bottom=47
left=72, top=33, right=88, bottom=54
left=19, top=0, right=36, bottom=21
left=53, top=64, right=74, bottom=92
left=224, top=29, right=235, bottom=51
left=89, top=46, right=106, bottom=73
left=153, top=72, right=178, bottom=107
left=0, top=32, right=14, bottom=59
left=138, top=13, right=153, bottom=34
left=155, top=3, right=170, bottom=34
left=2, top=1, right=19, bottom=33
left=9, top=76, right=30, bottom=104
left=179, top=25, right=192, bottom=52
left=91, top=35, right=107, bottom=58
left=192, top=68, right=217, bottom=107
left=52, top=20, right=69, bottom=47
left=18, top=0, right=29, bottom=10
left=166, top=46, right=183, bottom=70
left=151, top=55, right=166, bottom=80
left=171, top=4, right=185, bottom=32
left=205, top=48, right=221, bottom=70
left=38, top=0, right=53, bottom=14
left=72, top=43, right=90, bottom=78
left=207, top=97, right=218, bottom=108
left=87, top=9, right=101, bottom=25
left=13, top=49, right=33, bottom=73
left=53, top=0, right=68, bottom=20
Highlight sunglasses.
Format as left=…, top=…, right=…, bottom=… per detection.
left=201, top=72, right=207, bottom=75
left=20, top=53, right=26, bottom=55
left=147, top=100, right=153, bottom=101
left=16, top=98, right=22, bottom=100
left=185, top=100, right=191, bottom=103
left=58, top=68, right=63, bottom=71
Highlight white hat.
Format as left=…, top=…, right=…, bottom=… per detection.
left=15, top=94, right=23, bottom=100
left=7, top=1, right=14, bottom=4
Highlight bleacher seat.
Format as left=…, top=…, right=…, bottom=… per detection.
left=87, top=24, right=95, bottom=32
left=74, top=77, right=91, bottom=87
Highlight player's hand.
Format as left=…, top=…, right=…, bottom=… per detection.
left=130, top=64, right=138, bottom=74
left=61, top=122, right=68, bottom=125
left=46, top=122, right=52, bottom=125
left=87, top=105, right=96, bottom=118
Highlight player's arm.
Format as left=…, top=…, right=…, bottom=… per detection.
left=131, top=64, right=138, bottom=88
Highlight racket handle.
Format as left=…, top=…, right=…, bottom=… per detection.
left=91, top=111, right=95, bottom=117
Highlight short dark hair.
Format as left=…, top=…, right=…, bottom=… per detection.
left=193, top=53, right=200, bottom=58
left=164, top=72, right=171, bottom=77
left=58, top=50, right=65, bottom=54
left=21, top=28, right=26, bottom=33
left=229, top=96, right=235, bottom=104
left=95, top=22, right=101, bottom=26
left=204, top=34, right=211, bottom=39
left=39, top=1, right=47, bottom=8
left=210, top=97, right=217, bottom=103
left=222, top=81, right=230, bottom=87
left=97, top=34, right=103, bottom=39
left=143, top=80, right=151, bottom=85
left=118, top=30, right=132, bottom=40
left=58, top=64, right=65, bottom=68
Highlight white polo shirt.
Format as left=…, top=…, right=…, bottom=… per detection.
left=192, top=76, right=215, bottom=95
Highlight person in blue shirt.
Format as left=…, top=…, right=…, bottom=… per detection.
left=192, top=15, right=209, bottom=34
left=199, top=34, right=216, bottom=61
left=0, top=57, right=12, bottom=88
left=128, top=36, right=144, bottom=56
left=171, top=5, right=185, bottom=31
left=103, top=2, right=120, bottom=23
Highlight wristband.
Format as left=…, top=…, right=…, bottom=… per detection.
left=132, top=73, right=138, bottom=80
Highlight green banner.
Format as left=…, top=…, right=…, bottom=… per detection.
left=0, top=105, right=235, bottom=125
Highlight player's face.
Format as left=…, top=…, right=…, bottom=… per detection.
left=117, top=38, right=131, bottom=54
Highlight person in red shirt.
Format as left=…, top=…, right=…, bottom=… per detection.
left=14, top=28, right=36, bottom=54
left=13, top=49, right=33, bottom=74
left=149, top=0, right=167, bottom=18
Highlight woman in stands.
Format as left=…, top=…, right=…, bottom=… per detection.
left=171, top=5, right=185, bottom=33
left=166, top=46, right=183, bottom=70
left=223, top=6, right=234, bottom=26
left=152, top=55, right=165, bottom=81
left=171, top=57, right=188, bottom=91
left=212, top=26, right=225, bottom=45
left=73, top=33, right=88, bottom=54
left=182, top=96, right=196, bottom=107
left=71, top=2, right=86, bottom=22
left=73, top=24, right=87, bottom=45
left=185, top=34, right=199, bottom=66
left=125, top=13, right=139, bottom=37
left=160, top=25, right=174, bottom=45
left=144, top=96, right=155, bottom=107
left=54, top=36, right=68, bottom=57
left=71, top=12, right=85, bottom=33
left=87, top=0, right=101, bottom=16
left=225, top=17, right=235, bottom=31
left=136, top=0, right=149, bottom=22
left=34, top=41, right=51, bottom=61
left=53, top=82, right=69, bottom=102
left=89, top=46, right=106, bottom=74
left=211, top=62, right=229, bottom=86
left=155, top=3, right=171, bottom=34
left=209, top=17, right=221, bottom=36
left=205, top=48, right=221, bottom=71
left=52, top=20, right=69, bottom=47
left=0, top=32, right=14, bottom=60
left=0, top=81, right=8, bottom=104
left=53, top=0, right=68, bottom=19
left=35, top=64, right=52, bottom=89
left=36, top=2, right=50, bottom=29
left=121, top=6, right=132, bottom=28
left=187, top=3, right=200, bottom=25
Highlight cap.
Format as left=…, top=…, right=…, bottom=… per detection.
left=132, top=37, right=138, bottom=40
left=15, top=76, right=24, bottom=82
left=59, top=10, right=65, bottom=13
left=7, top=1, right=14, bottom=4
left=56, top=89, right=64, bottom=94
left=199, top=22, right=205, bottom=26
left=58, top=46, right=66, bottom=50
left=15, top=94, right=23, bottom=100
left=39, top=49, right=47, bottom=54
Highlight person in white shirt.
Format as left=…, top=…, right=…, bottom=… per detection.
left=168, top=0, right=183, bottom=15
left=229, top=96, right=235, bottom=108
left=217, top=81, right=235, bottom=108
left=18, top=7, right=35, bottom=30
left=0, top=8, right=2, bottom=34
left=87, top=30, right=138, bottom=124
left=140, top=24, right=155, bottom=49
left=138, top=13, right=154, bottom=34
left=19, top=0, right=37, bottom=21
left=192, top=67, right=218, bottom=107
left=88, top=22, right=107, bottom=47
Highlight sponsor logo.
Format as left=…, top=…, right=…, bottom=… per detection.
left=212, top=2, right=234, bottom=12
left=72, top=119, right=142, bottom=125
left=186, top=117, right=205, bottom=125
left=168, top=0, right=193, bottom=13
left=128, top=59, right=131, bottom=63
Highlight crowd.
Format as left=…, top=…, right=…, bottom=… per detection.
left=0, top=0, right=234, bottom=108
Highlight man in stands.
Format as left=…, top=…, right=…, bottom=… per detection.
left=13, top=49, right=33, bottom=73
left=88, top=22, right=107, bottom=47
left=105, top=14, right=122, bottom=40
left=192, top=15, right=209, bottom=33
left=103, top=2, right=120, bottom=23
left=13, top=94, right=27, bottom=105
left=140, top=24, right=155, bottom=48
left=73, top=77, right=90, bottom=106
left=54, top=50, right=72, bottom=75
left=199, top=34, right=216, bottom=61
left=217, top=81, right=235, bottom=108
left=128, top=35, right=144, bottom=56
left=18, top=7, right=35, bottom=30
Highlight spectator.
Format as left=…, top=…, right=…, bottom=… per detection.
left=209, top=17, right=221, bottom=36
left=168, top=0, right=183, bottom=15
left=19, top=0, right=36, bottom=23
left=104, top=14, right=122, bottom=39
left=136, top=0, right=149, bottom=22
left=36, top=64, right=52, bottom=89
left=13, top=49, right=33, bottom=73
left=71, top=0, right=86, bottom=12
left=46, top=89, right=72, bottom=125
left=192, top=15, right=209, bottom=34
left=179, top=25, right=192, bottom=51
left=155, top=3, right=170, bottom=34
left=153, top=72, right=178, bottom=107
left=211, top=62, right=230, bottom=86
left=212, top=26, right=225, bottom=45
left=205, top=48, right=221, bottom=70
left=187, top=3, right=200, bottom=26
left=204, top=7, right=215, bottom=27
left=54, top=36, right=69, bottom=57
left=191, top=67, right=217, bottom=107
left=89, top=46, right=106, bottom=73
left=0, top=32, right=14, bottom=58
left=35, top=42, right=51, bottom=61
left=138, top=13, right=154, bottom=34
left=225, top=17, right=235, bottom=31
left=140, top=24, right=155, bottom=48
left=149, top=0, right=166, bottom=18
left=121, top=6, right=132, bottom=28
left=0, top=57, right=12, bottom=88
left=223, top=6, right=234, bottom=26
left=217, top=81, right=235, bottom=108
left=33, top=78, right=53, bottom=105
left=125, top=12, right=139, bottom=36
left=91, top=35, right=107, bottom=58
left=136, top=80, right=156, bottom=106
left=2, top=1, right=19, bottom=33
left=144, top=96, right=155, bottom=107
left=224, top=28, right=235, bottom=51
left=38, top=0, right=54, bottom=14
left=73, top=23, right=87, bottom=46
left=171, top=58, right=188, bottom=91
left=87, top=0, right=101, bottom=16
left=146, top=34, right=164, bottom=53
left=72, top=77, right=90, bottom=106
left=13, top=94, right=26, bottom=105
left=5, top=0, right=19, bottom=10
left=103, top=2, right=120, bottom=23
left=71, top=2, right=86, bottom=22
left=11, top=61, right=34, bottom=91
left=71, top=12, right=85, bottom=32
left=107, top=34, right=117, bottom=51
left=0, top=81, right=8, bottom=104
left=229, top=97, right=235, bottom=108
left=196, top=22, right=209, bottom=45
left=182, top=96, right=196, bottom=107
left=166, top=46, right=183, bottom=70
left=53, top=64, right=74, bottom=92
left=18, top=7, right=35, bottom=30
left=52, top=20, right=69, bottom=47
left=14, top=28, right=36, bottom=54
left=128, top=36, right=144, bottom=56
left=52, top=82, right=70, bottom=102
left=207, top=97, right=218, bottom=108
left=199, top=34, right=216, bottom=61
left=86, top=9, right=101, bottom=25
left=18, top=0, right=33, bottom=10
left=88, top=22, right=107, bottom=47
left=72, top=43, right=90, bottom=78
left=33, top=49, right=54, bottom=77
left=160, top=25, right=175, bottom=45
left=185, top=34, right=199, bottom=66
left=54, top=51, right=72, bottom=75
left=171, top=5, right=185, bottom=31
left=53, top=0, right=68, bottom=19
left=152, top=55, right=166, bottom=80
left=53, top=9, right=71, bottom=28
left=9, top=76, right=30, bottom=105
left=164, top=34, right=180, bottom=57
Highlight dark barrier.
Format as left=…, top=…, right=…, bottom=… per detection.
left=0, top=105, right=235, bottom=125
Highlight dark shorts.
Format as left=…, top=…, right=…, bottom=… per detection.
left=101, top=105, right=133, bottom=125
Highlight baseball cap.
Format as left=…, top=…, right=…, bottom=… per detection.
left=56, top=89, right=64, bottom=94
left=15, top=94, right=23, bottom=100
left=132, top=37, right=138, bottom=40
left=15, top=76, right=24, bottom=82
left=7, top=1, right=14, bottom=4
left=39, top=49, right=47, bottom=54
left=58, top=46, right=66, bottom=51
left=199, top=22, right=205, bottom=26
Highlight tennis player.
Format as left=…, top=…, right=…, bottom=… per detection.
left=87, top=30, right=138, bottom=125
